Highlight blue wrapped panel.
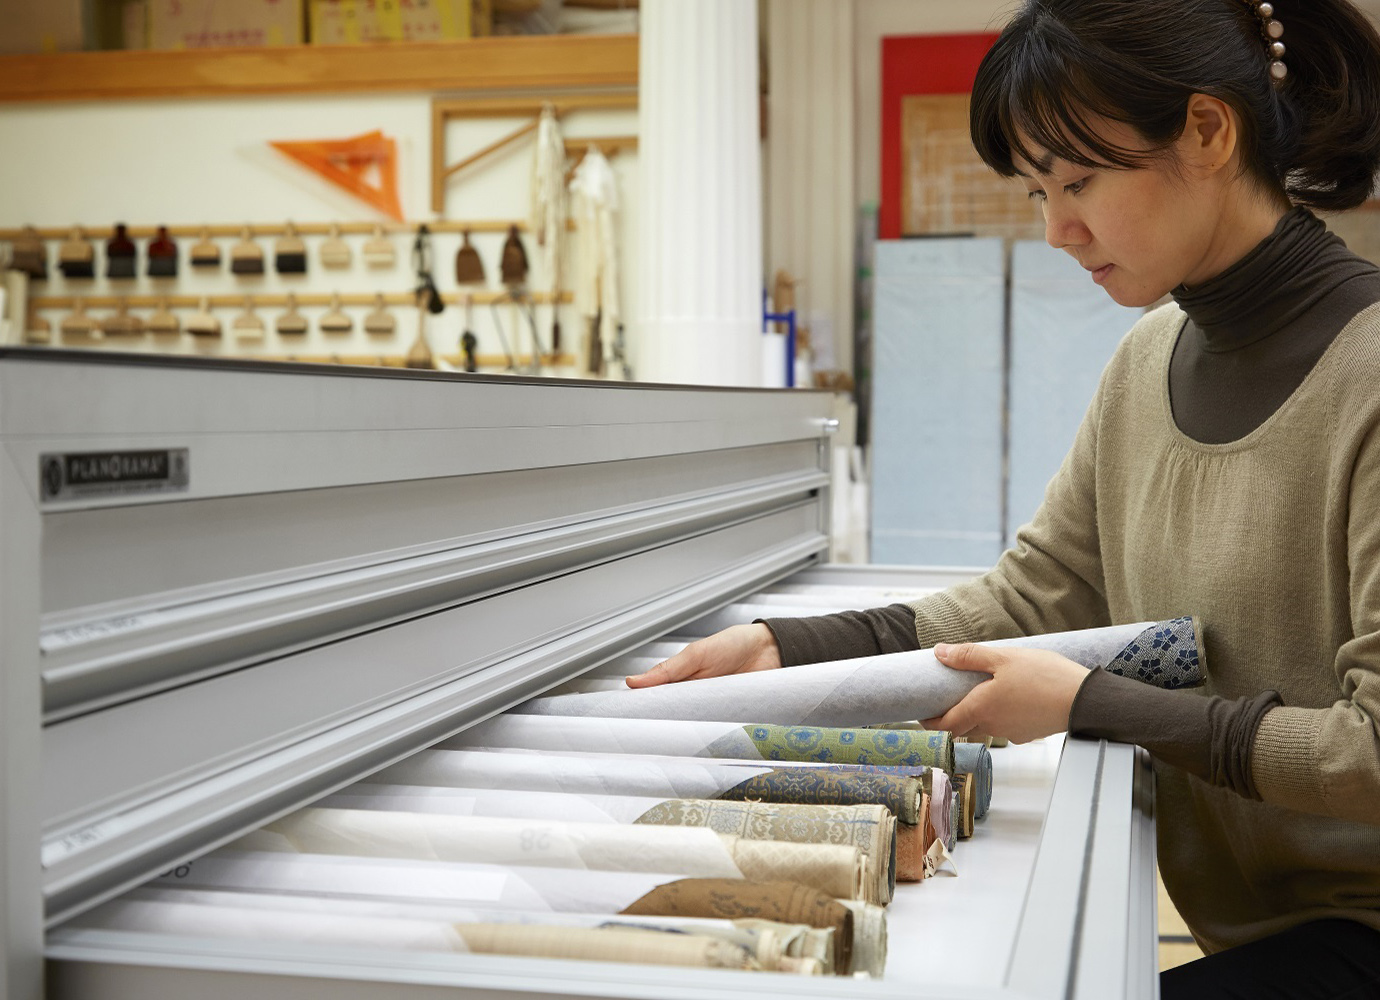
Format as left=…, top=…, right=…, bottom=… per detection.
left=1007, top=242, right=1141, bottom=542
left=870, top=239, right=1005, bottom=566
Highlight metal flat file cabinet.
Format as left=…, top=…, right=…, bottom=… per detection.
left=0, top=350, right=1158, bottom=1000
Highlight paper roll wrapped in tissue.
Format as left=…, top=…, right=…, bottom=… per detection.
left=517, top=619, right=1203, bottom=726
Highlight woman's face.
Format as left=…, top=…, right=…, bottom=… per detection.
left=1013, top=119, right=1226, bottom=307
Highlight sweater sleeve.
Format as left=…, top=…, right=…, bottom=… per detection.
left=759, top=604, right=920, bottom=667
left=1249, top=415, right=1380, bottom=825
left=907, top=346, right=1119, bottom=649
left=1068, top=668, right=1281, bottom=797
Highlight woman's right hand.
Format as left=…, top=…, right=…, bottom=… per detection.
left=625, top=622, right=783, bottom=688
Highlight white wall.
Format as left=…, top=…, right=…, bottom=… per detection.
left=0, top=94, right=638, bottom=374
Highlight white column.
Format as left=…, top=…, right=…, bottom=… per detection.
left=766, top=0, right=856, bottom=375
left=635, top=0, right=763, bottom=386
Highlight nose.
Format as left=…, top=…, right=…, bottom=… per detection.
left=1043, top=201, right=1089, bottom=252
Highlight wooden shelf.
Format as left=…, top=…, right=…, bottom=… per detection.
left=0, top=34, right=638, bottom=103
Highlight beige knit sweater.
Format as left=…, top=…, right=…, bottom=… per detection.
left=909, top=300, right=1380, bottom=953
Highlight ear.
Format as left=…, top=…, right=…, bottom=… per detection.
left=1179, top=93, right=1237, bottom=174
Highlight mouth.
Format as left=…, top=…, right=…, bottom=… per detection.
left=1088, top=264, right=1114, bottom=285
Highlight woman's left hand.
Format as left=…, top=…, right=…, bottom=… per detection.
left=922, top=643, right=1090, bottom=744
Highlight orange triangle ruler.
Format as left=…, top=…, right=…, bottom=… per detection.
left=270, top=130, right=404, bottom=221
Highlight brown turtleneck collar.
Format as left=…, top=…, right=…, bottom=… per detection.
left=1169, top=206, right=1380, bottom=444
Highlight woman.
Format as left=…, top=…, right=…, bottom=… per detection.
left=629, top=1, right=1380, bottom=995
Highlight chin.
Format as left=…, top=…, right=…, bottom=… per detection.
left=1104, top=282, right=1169, bottom=310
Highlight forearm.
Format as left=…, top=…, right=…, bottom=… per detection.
left=760, top=604, right=920, bottom=666
left=1068, top=667, right=1281, bottom=798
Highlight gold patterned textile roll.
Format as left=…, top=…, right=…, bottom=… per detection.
left=619, top=879, right=855, bottom=975
left=954, top=774, right=976, bottom=839
left=632, top=799, right=895, bottom=905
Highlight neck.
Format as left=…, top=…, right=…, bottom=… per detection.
left=1181, top=187, right=1292, bottom=290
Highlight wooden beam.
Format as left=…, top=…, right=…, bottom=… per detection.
left=0, top=35, right=638, bottom=103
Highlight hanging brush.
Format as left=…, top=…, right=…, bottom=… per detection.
left=60, top=298, right=98, bottom=337
left=320, top=222, right=352, bottom=269
left=106, top=223, right=137, bottom=279
left=320, top=292, right=352, bottom=334
left=364, top=292, right=396, bottom=335
left=100, top=296, right=143, bottom=336
left=147, top=225, right=178, bottom=278
left=147, top=296, right=180, bottom=335
left=231, top=226, right=264, bottom=276
left=11, top=225, right=47, bottom=280
left=276, top=292, right=309, bottom=335
left=500, top=224, right=529, bottom=286
left=455, top=229, right=485, bottom=285
left=58, top=227, right=94, bottom=279
left=275, top=221, right=307, bottom=274
left=363, top=224, right=396, bottom=268
left=233, top=296, right=265, bottom=340
left=190, top=226, right=221, bottom=269
left=185, top=297, right=221, bottom=337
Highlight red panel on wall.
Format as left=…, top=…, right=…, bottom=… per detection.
left=880, top=33, right=1000, bottom=240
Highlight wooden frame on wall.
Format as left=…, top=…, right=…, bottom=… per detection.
left=430, top=93, right=639, bottom=215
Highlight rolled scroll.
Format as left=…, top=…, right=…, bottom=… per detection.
left=518, top=620, right=1203, bottom=726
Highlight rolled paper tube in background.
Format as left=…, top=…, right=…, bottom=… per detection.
left=374, top=750, right=924, bottom=825
left=948, top=792, right=961, bottom=852
left=320, top=785, right=896, bottom=905
left=447, top=717, right=956, bottom=775
left=232, top=809, right=869, bottom=901
left=122, top=885, right=828, bottom=974
left=619, top=879, right=857, bottom=975
left=518, top=619, right=1204, bottom=725
left=954, top=742, right=993, bottom=819
left=73, top=899, right=763, bottom=971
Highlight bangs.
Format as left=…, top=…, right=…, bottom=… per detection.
left=971, top=15, right=1169, bottom=177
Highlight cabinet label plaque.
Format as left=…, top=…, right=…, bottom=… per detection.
left=40, top=449, right=189, bottom=502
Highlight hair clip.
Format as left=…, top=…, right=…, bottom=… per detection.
left=1243, top=1, right=1287, bottom=82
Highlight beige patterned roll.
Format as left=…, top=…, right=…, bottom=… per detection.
left=633, top=799, right=895, bottom=904
left=237, top=809, right=868, bottom=900
left=728, top=839, right=866, bottom=903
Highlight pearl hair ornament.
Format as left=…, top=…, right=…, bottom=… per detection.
left=1242, top=0, right=1287, bottom=82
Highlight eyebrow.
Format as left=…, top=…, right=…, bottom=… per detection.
left=1013, top=153, right=1056, bottom=178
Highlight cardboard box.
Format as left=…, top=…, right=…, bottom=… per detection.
left=309, top=0, right=472, bottom=44
left=148, top=0, right=305, bottom=50
left=0, top=0, right=84, bottom=55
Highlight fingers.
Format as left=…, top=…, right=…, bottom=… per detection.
left=624, top=659, right=681, bottom=688
left=934, top=641, right=1004, bottom=674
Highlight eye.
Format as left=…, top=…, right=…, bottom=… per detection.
left=1025, top=189, right=1047, bottom=201
left=1063, top=178, right=1087, bottom=196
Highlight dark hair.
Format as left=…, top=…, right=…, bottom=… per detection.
left=970, top=0, right=1380, bottom=211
